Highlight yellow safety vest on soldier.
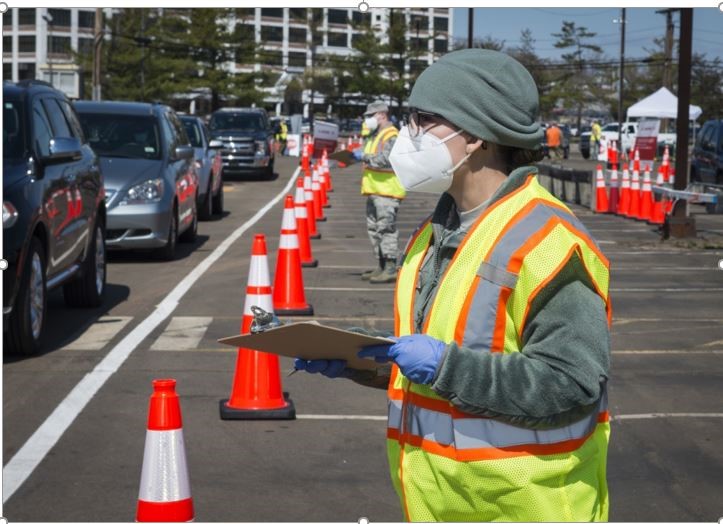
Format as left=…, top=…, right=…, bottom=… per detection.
left=361, top=126, right=406, bottom=199
left=389, top=173, right=611, bottom=522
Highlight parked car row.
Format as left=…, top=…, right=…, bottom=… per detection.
left=2, top=80, right=238, bottom=355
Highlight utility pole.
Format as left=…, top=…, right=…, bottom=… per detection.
left=92, top=8, right=102, bottom=100
left=467, top=8, right=473, bottom=48
left=42, top=12, right=53, bottom=85
left=671, top=8, right=694, bottom=238
left=616, top=8, right=626, bottom=149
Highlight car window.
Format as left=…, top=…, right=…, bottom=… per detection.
left=3, top=100, right=27, bottom=160
left=40, top=98, right=73, bottom=138
left=58, top=99, right=86, bottom=142
left=700, top=125, right=714, bottom=151
left=168, top=111, right=190, bottom=146
left=627, top=125, right=636, bottom=134
left=160, top=113, right=177, bottom=153
left=209, top=112, right=265, bottom=132
left=32, top=100, right=54, bottom=157
left=181, top=118, right=203, bottom=148
left=77, top=112, right=162, bottom=160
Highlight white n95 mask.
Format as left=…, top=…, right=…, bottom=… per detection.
left=364, top=116, right=379, bottom=132
left=389, top=125, right=469, bottom=193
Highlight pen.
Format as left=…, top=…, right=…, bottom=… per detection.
left=287, top=368, right=299, bottom=377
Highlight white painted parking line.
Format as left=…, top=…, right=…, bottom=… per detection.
left=597, top=240, right=617, bottom=244
left=63, top=316, right=132, bottom=351
left=612, top=350, right=723, bottom=355
left=612, top=266, right=721, bottom=271
left=151, top=316, right=213, bottom=351
left=613, top=413, right=723, bottom=421
left=2, top=168, right=302, bottom=505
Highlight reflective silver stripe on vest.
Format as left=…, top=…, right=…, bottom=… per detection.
left=461, top=203, right=588, bottom=352
left=388, top=399, right=403, bottom=430
left=392, top=391, right=606, bottom=450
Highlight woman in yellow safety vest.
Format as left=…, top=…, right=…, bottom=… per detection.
left=295, top=49, right=612, bottom=522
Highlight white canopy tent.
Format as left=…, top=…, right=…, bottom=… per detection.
left=627, top=87, right=702, bottom=121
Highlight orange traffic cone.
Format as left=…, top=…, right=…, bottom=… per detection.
left=294, top=178, right=317, bottom=268
left=650, top=167, right=666, bottom=225
left=311, top=166, right=326, bottom=221
left=317, top=165, right=330, bottom=208
left=594, top=165, right=609, bottom=213
left=322, top=150, right=333, bottom=192
left=633, top=148, right=641, bottom=173
left=608, top=164, right=619, bottom=214
left=220, top=234, right=295, bottom=420
left=638, top=166, right=654, bottom=222
left=608, top=140, right=618, bottom=168
left=661, top=145, right=671, bottom=182
left=137, top=379, right=194, bottom=522
left=273, top=196, right=313, bottom=316
left=628, top=166, right=641, bottom=219
left=618, top=163, right=631, bottom=216
left=304, top=171, right=320, bottom=239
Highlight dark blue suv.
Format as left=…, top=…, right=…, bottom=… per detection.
left=691, top=119, right=723, bottom=185
left=3, top=80, right=106, bottom=355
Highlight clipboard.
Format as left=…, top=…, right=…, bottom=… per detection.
left=217, top=322, right=393, bottom=371
left=328, top=149, right=358, bottom=165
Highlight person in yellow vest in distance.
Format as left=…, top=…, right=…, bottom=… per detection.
left=591, top=119, right=602, bottom=160
left=295, top=50, right=612, bottom=522
left=277, top=119, right=288, bottom=155
left=352, top=101, right=406, bottom=283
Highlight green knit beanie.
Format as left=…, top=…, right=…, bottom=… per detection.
left=409, top=49, right=543, bottom=150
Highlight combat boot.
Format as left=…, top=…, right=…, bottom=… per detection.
left=361, top=258, right=385, bottom=281
left=369, top=259, right=397, bottom=284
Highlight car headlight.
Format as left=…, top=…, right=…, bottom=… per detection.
left=3, top=201, right=18, bottom=228
left=120, top=178, right=164, bottom=205
left=255, top=140, right=267, bottom=155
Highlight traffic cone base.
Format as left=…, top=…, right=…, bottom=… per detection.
left=302, top=259, right=319, bottom=268
left=220, top=391, right=295, bottom=420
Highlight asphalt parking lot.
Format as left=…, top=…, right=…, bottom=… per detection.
left=3, top=155, right=723, bottom=521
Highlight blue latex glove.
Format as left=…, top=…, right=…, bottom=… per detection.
left=358, top=334, right=446, bottom=385
left=293, top=358, right=347, bottom=378
left=352, top=149, right=363, bottom=161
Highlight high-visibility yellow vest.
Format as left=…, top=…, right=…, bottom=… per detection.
left=389, top=171, right=612, bottom=522
left=361, top=126, right=406, bottom=199
left=280, top=122, right=288, bottom=140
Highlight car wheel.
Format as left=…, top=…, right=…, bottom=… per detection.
left=179, top=197, right=198, bottom=243
left=63, top=220, right=106, bottom=307
left=158, top=207, right=178, bottom=261
left=198, top=181, right=213, bottom=221
left=212, top=177, right=224, bottom=217
left=6, top=237, right=47, bottom=355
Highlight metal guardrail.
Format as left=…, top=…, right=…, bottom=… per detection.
left=652, top=182, right=722, bottom=214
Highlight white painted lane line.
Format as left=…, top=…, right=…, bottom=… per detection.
left=612, top=266, right=721, bottom=271
left=613, top=413, right=723, bottom=421
left=296, top=415, right=387, bottom=421
left=2, top=168, right=302, bottom=504
left=63, top=316, right=133, bottom=351
left=150, top=316, right=213, bottom=351
left=597, top=240, right=616, bottom=244
left=606, top=251, right=723, bottom=255
left=613, top=317, right=723, bottom=324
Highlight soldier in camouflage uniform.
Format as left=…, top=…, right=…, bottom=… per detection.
left=359, top=101, right=407, bottom=284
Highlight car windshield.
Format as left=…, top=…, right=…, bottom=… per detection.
left=77, top=113, right=161, bottom=160
left=3, top=100, right=27, bottom=160
left=181, top=118, right=203, bottom=148
left=210, top=112, right=264, bottom=132
left=602, top=123, right=618, bottom=132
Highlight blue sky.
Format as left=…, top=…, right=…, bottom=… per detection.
left=451, top=8, right=723, bottom=62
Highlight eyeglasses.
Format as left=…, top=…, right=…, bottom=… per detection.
left=402, top=108, right=442, bottom=138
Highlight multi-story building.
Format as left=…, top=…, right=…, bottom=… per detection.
left=2, top=7, right=452, bottom=110
left=2, top=7, right=99, bottom=98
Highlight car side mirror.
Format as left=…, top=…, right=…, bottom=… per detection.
left=43, top=137, right=82, bottom=164
left=208, top=139, right=223, bottom=149
left=174, top=145, right=194, bottom=160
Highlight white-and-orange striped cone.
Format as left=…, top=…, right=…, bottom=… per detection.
left=294, top=178, right=317, bottom=267
left=628, top=165, right=641, bottom=219
left=618, top=163, right=631, bottom=216
left=661, top=145, right=671, bottom=182
left=638, top=166, right=654, bottom=222
left=322, top=150, right=333, bottom=192
left=303, top=171, right=320, bottom=239
left=311, top=166, right=326, bottom=221
left=220, top=234, right=295, bottom=420
left=594, top=164, right=609, bottom=213
left=317, top=164, right=330, bottom=208
left=273, top=196, right=313, bottom=316
left=137, top=379, right=194, bottom=522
